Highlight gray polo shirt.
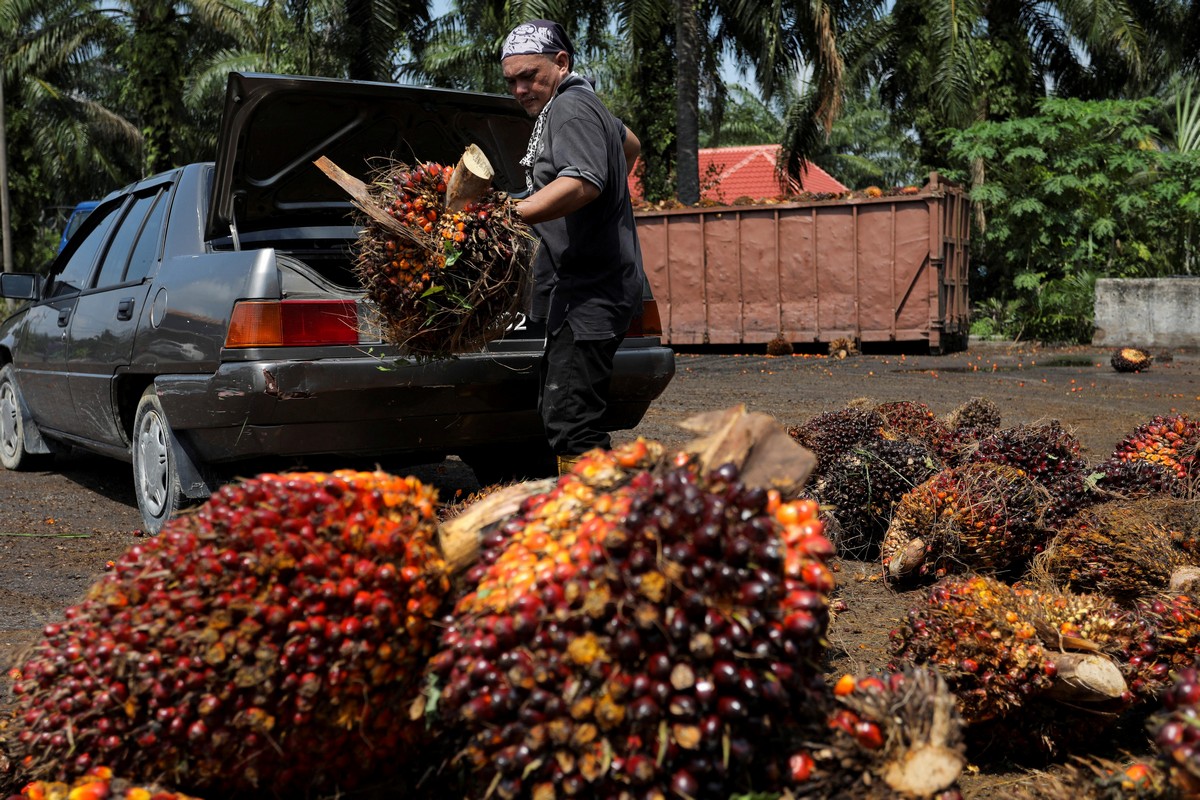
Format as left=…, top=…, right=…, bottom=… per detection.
left=526, top=74, right=644, bottom=340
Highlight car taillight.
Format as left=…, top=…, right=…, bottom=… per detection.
left=226, top=300, right=361, bottom=347
left=627, top=298, right=663, bottom=338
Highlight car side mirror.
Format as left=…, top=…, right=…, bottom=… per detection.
left=0, top=273, right=42, bottom=301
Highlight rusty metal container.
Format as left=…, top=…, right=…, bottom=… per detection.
left=635, top=173, right=971, bottom=352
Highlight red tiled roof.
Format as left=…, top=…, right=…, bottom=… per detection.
left=627, top=144, right=847, bottom=203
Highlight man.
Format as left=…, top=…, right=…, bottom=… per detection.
left=501, top=20, right=645, bottom=476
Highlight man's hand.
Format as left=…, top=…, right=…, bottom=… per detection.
left=515, top=176, right=600, bottom=224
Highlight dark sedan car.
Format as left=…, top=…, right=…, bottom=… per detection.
left=0, top=73, right=675, bottom=533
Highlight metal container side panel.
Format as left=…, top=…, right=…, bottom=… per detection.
left=735, top=210, right=785, bottom=342
left=813, top=206, right=858, bottom=338
left=778, top=210, right=819, bottom=342
left=699, top=212, right=743, bottom=343
left=638, top=214, right=704, bottom=345
left=860, top=202, right=940, bottom=341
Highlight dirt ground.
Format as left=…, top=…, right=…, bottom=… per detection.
left=1, top=340, right=1197, bottom=797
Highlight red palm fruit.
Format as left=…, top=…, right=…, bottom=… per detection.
left=787, top=407, right=885, bottom=475
left=1110, top=413, right=1200, bottom=480
left=7, top=470, right=449, bottom=794
left=968, top=420, right=1087, bottom=488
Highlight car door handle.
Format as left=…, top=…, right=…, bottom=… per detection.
left=57, top=308, right=71, bottom=327
left=117, top=298, right=135, bottom=321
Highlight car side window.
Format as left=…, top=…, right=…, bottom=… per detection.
left=51, top=202, right=121, bottom=297
left=123, top=191, right=168, bottom=284
left=95, top=191, right=159, bottom=289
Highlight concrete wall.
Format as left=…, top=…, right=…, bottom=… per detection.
left=1093, top=278, right=1200, bottom=349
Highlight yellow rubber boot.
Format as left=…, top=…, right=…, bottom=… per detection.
left=556, top=454, right=583, bottom=476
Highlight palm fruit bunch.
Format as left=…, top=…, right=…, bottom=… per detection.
left=941, top=396, right=1002, bottom=436
left=1112, top=347, right=1154, bottom=373
left=890, top=575, right=1057, bottom=725
left=881, top=463, right=1051, bottom=580
left=813, top=438, right=941, bottom=560
left=1130, top=595, right=1200, bottom=693
left=353, top=159, right=533, bottom=358
left=787, top=406, right=885, bottom=474
left=828, top=336, right=858, bottom=359
left=1036, top=500, right=1190, bottom=601
left=1110, top=414, right=1200, bottom=482
left=427, top=442, right=839, bottom=800
left=1149, top=667, right=1200, bottom=796
left=789, top=668, right=965, bottom=799
left=892, top=577, right=1139, bottom=761
left=968, top=421, right=1087, bottom=489
left=1043, top=458, right=1186, bottom=529
left=766, top=333, right=794, bottom=356
left=5, top=470, right=450, bottom=794
left=874, top=400, right=950, bottom=447
left=8, top=766, right=203, bottom=800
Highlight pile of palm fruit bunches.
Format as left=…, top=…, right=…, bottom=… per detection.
left=352, top=159, right=535, bottom=359
left=791, top=399, right=1200, bottom=796
left=0, top=420, right=967, bottom=800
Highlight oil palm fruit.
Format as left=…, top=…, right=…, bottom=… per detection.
left=814, top=438, right=941, bottom=559
left=10, top=766, right=203, bottom=799
left=1110, top=414, right=1200, bottom=481
left=788, top=407, right=884, bottom=475
left=1111, top=348, right=1153, bottom=373
left=7, top=470, right=449, bottom=793
left=875, top=400, right=950, bottom=448
left=428, top=443, right=837, bottom=800
left=1149, top=666, right=1200, bottom=796
left=941, top=397, right=1002, bottom=436
left=968, top=421, right=1087, bottom=488
left=1036, top=500, right=1190, bottom=601
left=1044, top=458, right=1185, bottom=529
left=882, top=463, right=1052, bottom=580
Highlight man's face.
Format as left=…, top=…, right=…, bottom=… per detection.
left=503, top=52, right=570, bottom=117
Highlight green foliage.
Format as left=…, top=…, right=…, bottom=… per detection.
left=948, top=96, right=1200, bottom=343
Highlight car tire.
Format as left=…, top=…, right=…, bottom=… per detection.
left=132, top=387, right=184, bottom=534
left=0, top=364, right=51, bottom=471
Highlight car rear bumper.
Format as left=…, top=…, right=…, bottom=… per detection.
left=154, top=343, right=675, bottom=462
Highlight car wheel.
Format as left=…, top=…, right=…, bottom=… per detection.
left=132, top=387, right=183, bottom=534
left=0, top=364, right=50, bottom=471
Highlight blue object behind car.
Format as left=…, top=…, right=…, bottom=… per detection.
left=0, top=73, right=675, bottom=533
left=57, top=200, right=100, bottom=253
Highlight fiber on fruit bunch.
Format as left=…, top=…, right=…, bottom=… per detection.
left=9, top=766, right=203, bottom=799
left=1110, top=414, right=1200, bottom=482
left=1035, top=500, right=1191, bottom=601
left=351, top=159, right=534, bottom=359
left=1007, top=758, right=1169, bottom=799
left=813, top=438, right=941, bottom=560
left=940, top=397, right=1002, bottom=436
left=1149, top=666, right=1200, bottom=796
left=5, top=470, right=450, bottom=795
left=426, top=441, right=838, bottom=799
left=882, top=462, right=1052, bottom=580
left=790, top=668, right=965, bottom=799
left=1043, top=459, right=1186, bottom=530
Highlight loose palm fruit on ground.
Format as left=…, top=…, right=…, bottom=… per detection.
left=882, top=463, right=1052, bottom=580
left=428, top=452, right=836, bottom=800
left=794, top=668, right=965, bottom=799
left=788, top=407, right=885, bottom=475
left=1149, top=666, right=1200, bottom=796
left=814, top=438, right=941, bottom=560
left=10, top=766, right=203, bottom=799
left=1036, top=500, right=1190, bottom=601
left=968, top=421, right=1087, bottom=488
left=6, top=470, right=449, bottom=794
left=1112, top=348, right=1154, bottom=373
left=1110, top=414, right=1200, bottom=481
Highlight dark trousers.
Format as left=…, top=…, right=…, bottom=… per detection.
left=539, top=322, right=624, bottom=456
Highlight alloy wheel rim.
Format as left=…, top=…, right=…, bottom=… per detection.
left=0, top=382, right=19, bottom=459
left=136, top=409, right=170, bottom=517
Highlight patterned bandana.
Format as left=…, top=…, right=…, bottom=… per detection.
left=501, top=20, right=574, bottom=68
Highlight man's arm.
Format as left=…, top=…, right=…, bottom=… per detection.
left=622, top=126, right=640, bottom=176
left=515, top=176, right=600, bottom=224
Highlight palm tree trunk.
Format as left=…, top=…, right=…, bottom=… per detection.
left=675, top=0, right=700, bottom=204
left=0, top=75, right=12, bottom=273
